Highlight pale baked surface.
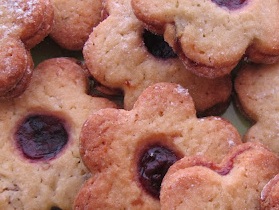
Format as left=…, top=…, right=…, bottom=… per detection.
left=234, top=62, right=279, bottom=155
left=83, top=0, right=232, bottom=116
left=74, top=83, right=242, bottom=209
left=161, top=142, right=279, bottom=210
left=49, top=0, right=103, bottom=50
left=0, top=0, right=54, bottom=98
left=131, top=0, right=279, bottom=78
left=0, top=58, right=116, bottom=210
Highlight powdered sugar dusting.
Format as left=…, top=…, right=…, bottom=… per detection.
left=175, top=84, right=189, bottom=96
left=228, top=139, right=236, bottom=147
left=11, top=0, right=38, bottom=20
left=0, top=0, right=39, bottom=37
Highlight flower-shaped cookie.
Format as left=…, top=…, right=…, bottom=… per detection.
left=131, top=0, right=279, bottom=78
left=160, top=142, right=279, bottom=209
left=74, top=83, right=242, bottom=209
left=0, top=0, right=53, bottom=98
left=83, top=0, right=232, bottom=116
left=234, top=62, right=279, bottom=155
left=49, top=0, right=103, bottom=50
left=0, top=58, right=116, bottom=209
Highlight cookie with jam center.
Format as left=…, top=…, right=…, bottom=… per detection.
left=160, top=142, right=279, bottom=209
left=83, top=0, right=232, bottom=117
left=0, top=58, right=116, bottom=209
left=131, top=0, right=279, bottom=78
left=74, top=82, right=242, bottom=209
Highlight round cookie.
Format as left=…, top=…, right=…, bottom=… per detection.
left=0, top=58, right=116, bottom=209
left=83, top=0, right=232, bottom=116
left=160, top=142, right=279, bottom=210
left=49, top=0, right=103, bottom=50
left=234, top=62, right=279, bottom=155
left=0, top=0, right=54, bottom=98
left=131, top=0, right=279, bottom=78
left=74, top=83, right=242, bottom=209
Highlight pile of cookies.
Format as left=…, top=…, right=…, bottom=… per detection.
left=1, top=0, right=279, bottom=209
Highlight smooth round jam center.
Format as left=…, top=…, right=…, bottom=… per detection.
left=143, top=30, right=177, bottom=59
left=211, top=0, right=247, bottom=10
left=138, top=145, right=180, bottom=198
left=15, top=114, right=68, bottom=161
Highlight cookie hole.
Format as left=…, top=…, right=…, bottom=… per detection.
left=211, top=0, right=248, bottom=10
left=143, top=30, right=177, bottom=59
left=14, top=114, right=69, bottom=161
left=50, top=207, right=62, bottom=210
left=137, top=144, right=181, bottom=199
left=88, top=77, right=124, bottom=108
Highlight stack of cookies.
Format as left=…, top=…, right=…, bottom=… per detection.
left=1, top=0, right=279, bottom=209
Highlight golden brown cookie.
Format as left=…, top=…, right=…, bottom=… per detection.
left=131, top=0, right=279, bottom=78
left=161, top=142, right=279, bottom=210
left=83, top=0, right=232, bottom=116
left=234, top=62, right=279, bottom=155
left=0, top=0, right=53, bottom=98
left=74, top=82, right=242, bottom=209
left=0, top=58, right=116, bottom=209
left=49, top=0, right=103, bottom=50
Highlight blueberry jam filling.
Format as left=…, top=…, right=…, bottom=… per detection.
left=143, top=30, right=177, bottom=59
left=138, top=145, right=180, bottom=198
left=15, top=114, right=68, bottom=161
left=211, top=0, right=247, bottom=10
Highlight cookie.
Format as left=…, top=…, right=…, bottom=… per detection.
left=261, top=174, right=279, bottom=209
left=160, top=142, right=279, bottom=210
left=234, top=62, right=279, bottom=155
left=83, top=0, right=232, bottom=116
left=0, top=58, right=116, bottom=209
left=74, top=83, right=242, bottom=209
left=0, top=0, right=53, bottom=98
left=131, top=0, right=279, bottom=78
left=49, top=0, right=103, bottom=50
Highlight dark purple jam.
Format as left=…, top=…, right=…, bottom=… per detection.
left=211, top=0, right=247, bottom=10
left=15, top=114, right=68, bottom=161
left=138, top=145, right=180, bottom=198
left=51, top=207, right=62, bottom=210
left=143, top=30, right=177, bottom=59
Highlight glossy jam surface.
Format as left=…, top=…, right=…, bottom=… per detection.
left=211, top=0, right=247, bottom=10
left=138, top=145, right=180, bottom=198
left=143, top=30, right=177, bottom=59
left=15, top=114, right=68, bottom=161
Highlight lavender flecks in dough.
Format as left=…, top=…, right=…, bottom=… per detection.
left=211, top=0, right=247, bottom=10
left=138, top=145, right=180, bottom=198
left=143, top=30, right=177, bottom=59
left=14, top=114, right=69, bottom=161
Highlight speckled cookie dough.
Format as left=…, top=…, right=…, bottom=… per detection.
left=261, top=173, right=279, bottom=209
left=132, top=0, right=279, bottom=78
left=235, top=62, right=279, bottom=155
left=0, top=58, right=116, bottom=210
left=161, top=142, right=279, bottom=210
left=74, top=83, right=242, bottom=209
left=83, top=0, right=232, bottom=116
left=49, top=0, right=103, bottom=50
